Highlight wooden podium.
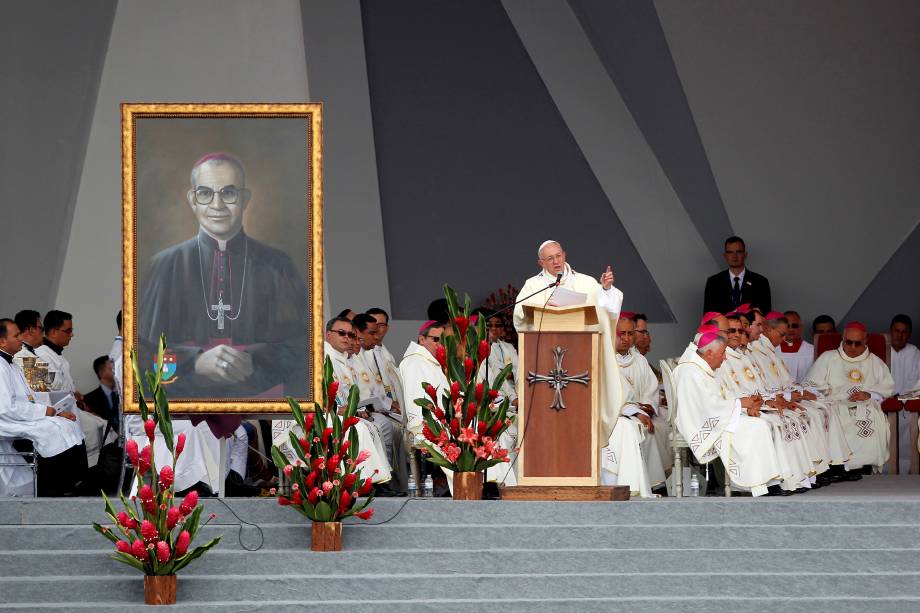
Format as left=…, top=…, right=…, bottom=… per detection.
left=501, top=300, right=628, bottom=500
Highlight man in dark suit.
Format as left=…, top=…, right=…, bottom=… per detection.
left=83, top=355, right=119, bottom=429
left=703, top=236, right=771, bottom=314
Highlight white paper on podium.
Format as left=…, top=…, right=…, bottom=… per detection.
left=548, top=287, right=588, bottom=307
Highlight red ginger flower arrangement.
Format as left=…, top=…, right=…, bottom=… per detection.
left=93, top=335, right=220, bottom=575
left=414, top=285, right=515, bottom=473
left=270, top=356, right=375, bottom=523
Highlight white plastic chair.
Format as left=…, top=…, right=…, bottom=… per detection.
left=0, top=438, right=38, bottom=497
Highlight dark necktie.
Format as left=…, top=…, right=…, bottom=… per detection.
left=732, top=276, right=742, bottom=307
left=110, top=390, right=120, bottom=428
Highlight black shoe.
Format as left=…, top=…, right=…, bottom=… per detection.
left=651, top=484, right=668, bottom=497
left=843, top=471, right=863, bottom=482
left=482, top=482, right=501, bottom=500
left=816, top=475, right=833, bottom=487
left=767, top=485, right=794, bottom=496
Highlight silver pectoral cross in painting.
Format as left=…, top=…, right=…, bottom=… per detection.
left=211, top=292, right=232, bottom=331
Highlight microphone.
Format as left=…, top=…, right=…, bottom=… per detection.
left=485, top=273, right=562, bottom=322
left=555, top=272, right=563, bottom=286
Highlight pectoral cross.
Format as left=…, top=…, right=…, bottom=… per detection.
left=527, top=346, right=590, bottom=411
left=211, top=293, right=232, bottom=331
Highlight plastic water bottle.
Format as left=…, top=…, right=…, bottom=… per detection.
left=689, top=473, right=700, bottom=497
left=423, top=474, right=434, bottom=497
left=407, top=473, right=417, bottom=497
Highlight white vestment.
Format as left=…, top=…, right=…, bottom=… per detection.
left=805, top=346, right=895, bottom=469
left=33, top=344, right=86, bottom=442
left=0, top=357, right=83, bottom=493
left=718, top=347, right=814, bottom=489
left=618, top=349, right=671, bottom=473
left=891, top=344, right=920, bottom=473
left=749, top=336, right=847, bottom=468
left=778, top=339, right=815, bottom=383
left=513, top=264, right=624, bottom=442
left=673, top=344, right=780, bottom=496
left=480, top=340, right=519, bottom=402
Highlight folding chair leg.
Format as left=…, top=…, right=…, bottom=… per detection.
left=673, top=446, right=683, bottom=498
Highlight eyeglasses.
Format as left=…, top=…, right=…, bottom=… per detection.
left=843, top=340, right=865, bottom=347
left=634, top=330, right=649, bottom=336
left=540, top=253, right=564, bottom=262
left=193, top=185, right=243, bottom=205
left=425, top=335, right=441, bottom=343
left=726, top=327, right=742, bottom=334
left=788, top=323, right=800, bottom=329
left=617, top=330, right=635, bottom=337
left=329, top=329, right=357, bottom=339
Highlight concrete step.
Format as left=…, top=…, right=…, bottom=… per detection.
left=4, top=496, right=920, bottom=526
left=3, top=522, right=920, bottom=551
left=3, top=547, right=920, bottom=577
left=3, top=572, right=920, bottom=604
left=4, top=598, right=920, bottom=613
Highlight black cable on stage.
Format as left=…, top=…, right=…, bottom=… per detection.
left=211, top=497, right=265, bottom=552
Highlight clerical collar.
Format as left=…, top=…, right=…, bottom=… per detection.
left=21, top=342, right=36, bottom=355
left=837, top=346, right=869, bottom=363
left=43, top=338, right=64, bottom=355
left=615, top=351, right=633, bottom=366
left=198, top=227, right=246, bottom=253
left=782, top=338, right=803, bottom=353
left=324, top=341, right=348, bottom=363
left=0, top=350, right=13, bottom=364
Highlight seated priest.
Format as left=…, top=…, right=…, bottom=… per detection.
left=674, top=330, right=782, bottom=497
left=805, top=322, right=895, bottom=473
left=513, top=240, right=625, bottom=467
left=601, top=315, right=666, bottom=497
left=480, top=309, right=519, bottom=406
left=889, top=314, right=920, bottom=474
left=778, top=310, right=814, bottom=383
left=138, top=152, right=308, bottom=399
left=0, top=319, right=87, bottom=496
left=365, top=307, right=406, bottom=415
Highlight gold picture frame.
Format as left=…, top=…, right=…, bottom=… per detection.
left=122, top=103, right=323, bottom=414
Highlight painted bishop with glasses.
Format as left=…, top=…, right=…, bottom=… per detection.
left=139, top=153, right=309, bottom=398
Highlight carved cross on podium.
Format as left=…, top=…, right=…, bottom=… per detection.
left=526, top=346, right=590, bottom=411
left=211, top=293, right=232, bottom=331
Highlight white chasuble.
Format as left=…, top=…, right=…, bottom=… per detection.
left=674, top=345, right=780, bottom=495
left=749, top=336, right=846, bottom=468
left=513, top=264, right=624, bottom=443
left=718, top=348, right=813, bottom=489
left=617, top=349, right=671, bottom=473
left=805, top=346, right=895, bottom=469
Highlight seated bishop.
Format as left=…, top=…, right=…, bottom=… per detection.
left=674, top=331, right=781, bottom=497
left=777, top=310, right=814, bottom=383
left=804, top=322, right=894, bottom=472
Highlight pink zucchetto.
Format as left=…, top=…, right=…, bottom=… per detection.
left=844, top=321, right=867, bottom=332
left=419, top=320, right=440, bottom=335
left=697, top=332, right=723, bottom=349
left=700, top=311, right=722, bottom=325
left=764, top=311, right=785, bottom=321
left=620, top=311, right=636, bottom=321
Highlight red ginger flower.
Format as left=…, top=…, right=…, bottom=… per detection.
left=158, top=465, right=174, bottom=489
left=488, top=389, right=498, bottom=401
left=475, top=383, right=484, bottom=403
left=464, top=357, right=474, bottom=380
left=291, top=490, right=303, bottom=505
left=116, top=540, right=131, bottom=554
left=339, top=490, right=353, bottom=514
left=306, top=470, right=318, bottom=488
left=138, top=445, right=151, bottom=475
left=342, top=416, right=360, bottom=431
left=156, top=541, right=170, bottom=563
left=490, top=421, right=504, bottom=437
left=298, top=437, right=309, bottom=453
left=131, top=539, right=148, bottom=561
left=175, top=530, right=190, bottom=556
left=175, top=431, right=186, bottom=457
left=179, top=491, right=198, bottom=516
left=166, top=507, right=180, bottom=530
left=339, top=440, right=350, bottom=455
left=477, top=421, right=487, bottom=436
left=312, top=457, right=325, bottom=471
left=443, top=442, right=461, bottom=463
left=125, top=439, right=139, bottom=466
left=454, top=316, right=469, bottom=338
left=144, top=419, right=156, bottom=440
left=328, top=454, right=341, bottom=474
left=143, top=499, right=157, bottom=514
left=450, top=418, right=460, bottom=436
left=140, top=520, right=158, bottom=542
left=326, top=380, right=339, bottom=408
left=117, top=511, right=137, bottom=530
left=278, top=496, right=291, bottom=506
left=138, top=484, right=154, bottom=502
left=283, top=464, right=293, bottom=477
left=322, top=481, right=334, bottom=495
left=308, top=487, right=320, bottom=505
left=435, top=345, right=447, bottom=371
left=478, top=340, right=490, bottom=365
left=459, top=426, right=478, bottom=444
left=343, top=472, right=357, bottom=490
left=356, top=508, right=374, bottom=520
left=434, top=406, right=446, bottom=422
left=321, top=427, right=333, bottom=445
left=359, top=477, right=373, bottom=496
left=450, top=381, right=460, bottom=401
left=466, top=402, right=477, bottom=424
left=425, top=383, right=438, bottom=404
left=355, top=449, right=371, bottom=465
left=422, top=423, right=437, bottom=442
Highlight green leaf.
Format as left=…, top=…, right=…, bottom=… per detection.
left=287, top=431, right=309, bottom=464
left=130, top=349, right=149, bottom=421
left=93, top=522, right=120, bottom=545
left=286, top=396, right=305, bottom=430
left=314, top=501, right=333, bottom=522
left=345, top=384, right=360, bottom=418
left=110, top=551, right=147, bottom=572
left=419, top=443, right=454, bottom=469
left=170, top=537, right=222, bottom=573
left=271, top=444, right=291, bottom=472
left=184, top=505, right=205, bottom=542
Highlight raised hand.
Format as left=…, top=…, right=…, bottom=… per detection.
left=599, top=265, right=614, bottom=290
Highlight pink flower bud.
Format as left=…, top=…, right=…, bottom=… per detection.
left=175, top=432, right=186, bottom=456
left=116, top=540, right=131, bottom=554
left=179, top=490, right=198, bottom=516
left=125, top=439, right=139, bottom=466
left=144, top=419, right=156, bottom=440
left=283, top=464, right=293, bottom=477
left=131, top=539, right=148, bottom=560
left=156, top=540, right=170, bottom=563
left=158, top=465, right=174, bottom=489
left=166, top=506, right=180, bottom=530
left=355, top=449, right=371, bottom=465
left=138, top=484, right=154, bottom=502
left=138, top=445, right=151, bottom=475
left=322, top=481, right=333, bottom=495
left=175, top=530, right=190, bottom=556
left=140, top=520, right=158, bottom=542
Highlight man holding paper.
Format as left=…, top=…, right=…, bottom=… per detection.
left=513, top=240, right=625, bottom=444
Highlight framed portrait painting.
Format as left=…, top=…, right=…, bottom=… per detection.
left=122, top=103, right=323, bottom=414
